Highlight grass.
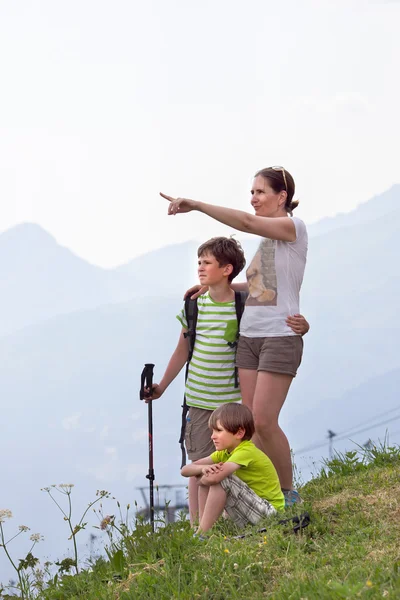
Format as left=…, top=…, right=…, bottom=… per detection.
left=2, top=443, right=400, bottom=599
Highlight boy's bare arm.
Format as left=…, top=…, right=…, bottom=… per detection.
left=145, top=328, right=188, bottom=401
left=199, top=461, right=240, bottom=486
left=181, top=457, right=214, bottom=478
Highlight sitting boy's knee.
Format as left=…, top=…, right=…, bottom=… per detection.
left=198, top=477, right=212, bottom=487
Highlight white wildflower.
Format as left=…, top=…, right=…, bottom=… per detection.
left=34, top=568, right=44, bottom=584
left=18, top=525, right=30, bottom=532
left=59, top=484, right=74, bottom=492
left=0, top=509, right=12, bottom=522
left=30, top=533, right=43, bottom=543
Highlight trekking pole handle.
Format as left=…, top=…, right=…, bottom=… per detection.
left=140, top=363, right=155, bottom=400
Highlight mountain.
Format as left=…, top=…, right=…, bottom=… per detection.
left=294, top=366, right=400, bottom=451
left=115, top=240, right=200, bottom=294
left=0, top=227, right=233, bottom=338
left=290, top=205, right=400, bottom=401
left=290, top=367, right=400, bottom=483
left=0, top=295, right=184, bottom=485
left=2, top=185, right=398, bottom=337
left=0, top=223, right=141, bottom=336
left=307, top=184, right=400, bottom=237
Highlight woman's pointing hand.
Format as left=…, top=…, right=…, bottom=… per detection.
left=160, top=192, right=197, bottom=215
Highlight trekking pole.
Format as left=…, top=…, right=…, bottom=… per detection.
left=139, top=363, right=155, bottom=532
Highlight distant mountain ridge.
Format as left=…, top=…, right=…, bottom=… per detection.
left=2, top=184, right=397, bottom=336
left=307, top=184, right=399, bottom=237
left=0, top=223, right=141, bottom=335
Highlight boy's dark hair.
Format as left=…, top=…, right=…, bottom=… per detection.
left=197, top=237, right=246, bottom=283
left=208, top=403, right=255, bottom=441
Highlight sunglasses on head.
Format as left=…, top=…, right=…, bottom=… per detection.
left=270, top=166, right=288, bottom=191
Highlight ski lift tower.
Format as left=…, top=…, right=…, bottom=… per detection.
left=327, top=429, right=337, bottom=459
left=136, top=484, right=188, bottom=524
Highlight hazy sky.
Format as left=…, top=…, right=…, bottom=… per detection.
left=1, top=0, right=399, bottom=267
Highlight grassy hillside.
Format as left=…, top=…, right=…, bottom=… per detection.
left=1, top=445, right=399, bottom=599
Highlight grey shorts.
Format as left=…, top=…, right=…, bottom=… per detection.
left=185, top=406, right=215, bottom=461
left=220, top=474, right=276, bottom=528
left=236, top=335, right=303, bottom=377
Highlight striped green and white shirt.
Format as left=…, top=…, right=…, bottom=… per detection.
left=177, top=292, right=242, bottom=411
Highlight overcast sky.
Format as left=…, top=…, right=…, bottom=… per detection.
left=0, top=0, right=399, bottom=267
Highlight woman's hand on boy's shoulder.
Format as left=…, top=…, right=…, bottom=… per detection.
left=286, top=314, right=310, bottom=336
left=183, top=284, right=208, bottom=300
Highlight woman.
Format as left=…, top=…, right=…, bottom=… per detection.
left=161, top=166, right=308, bottom=504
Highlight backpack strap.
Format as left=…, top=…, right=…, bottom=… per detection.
left=234, top=290, right=247, bottom=327
left=183, top=297, right=198, bottom=364
left=178, top=401, right=189, bottom=469
left=232, top=290, right=248, bottom=388
left=179, top=297, right=199, bottom=468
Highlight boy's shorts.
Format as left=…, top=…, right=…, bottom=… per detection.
left=236, top=335, right=303, bottom=378
left=185, top=406, right=215, bottom=461
left=220, top=474, right=276, bottom=528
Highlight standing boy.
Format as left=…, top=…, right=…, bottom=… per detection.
left=181, top=403, right=285, bottom=534
left=146, top=237, right=247, bottom=523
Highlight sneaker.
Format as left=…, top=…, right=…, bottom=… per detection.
left=193, top=532, right=208, bottom=541
left=282, top=489, right=303, bottom=506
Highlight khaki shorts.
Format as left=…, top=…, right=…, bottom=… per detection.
left=236, top=335, right=303, bottom=377
left=185, top=406, right=215, bottom=461
left=220, top=474, right=276, bottom=528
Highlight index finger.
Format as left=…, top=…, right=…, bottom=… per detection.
left=160, top=192, right=175, bottom=202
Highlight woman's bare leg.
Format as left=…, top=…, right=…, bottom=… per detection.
left=238, top=368, right=266, bottom=449
left=251, top=371, right=294, bottom=490
left=238, top=368, right=258, bottom=410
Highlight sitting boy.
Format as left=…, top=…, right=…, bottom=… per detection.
left=181, top=403, right=285, bottom=534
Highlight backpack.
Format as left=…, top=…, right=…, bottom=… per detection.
left=179, top=290, right=248, bottom=467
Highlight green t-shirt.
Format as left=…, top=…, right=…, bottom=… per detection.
left=211, top=440, right=285, bottom=511
left=176, top=293, right=242, bottom=410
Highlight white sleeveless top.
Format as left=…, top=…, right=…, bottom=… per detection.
left=240, top=217, right=308, bottom=337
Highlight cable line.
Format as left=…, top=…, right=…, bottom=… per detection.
left=294, top=409, right=400, bottom=455
left=334, top=414, right=400, bottom=443
left=334, top=404, right=400, bottom=438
